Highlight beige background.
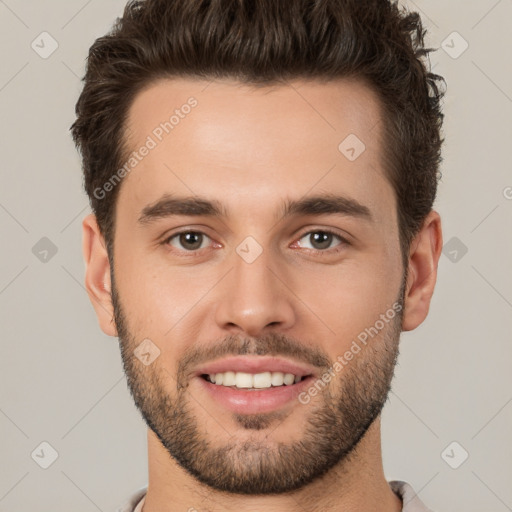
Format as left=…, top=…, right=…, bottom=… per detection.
left=1, top=0, right=511, bottom=510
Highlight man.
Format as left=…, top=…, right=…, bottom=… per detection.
left=71, top=0, right=445, bottom=510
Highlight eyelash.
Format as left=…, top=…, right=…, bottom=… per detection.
left=161, top=228, right=350, bottom=258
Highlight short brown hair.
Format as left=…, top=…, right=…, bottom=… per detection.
left=71, top=0, right=445, bottom=267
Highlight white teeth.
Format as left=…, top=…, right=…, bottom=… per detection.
left=253, top=371, right=272, bottom=389
left=235, top=372, right=253, bottom=388
left=206, top=371, right=305, bottom=388
left=271, top=372, right=284, bottom=386
left=222, top=371, right=236, bottom=386
left=283, top=373, right=295, bottom=385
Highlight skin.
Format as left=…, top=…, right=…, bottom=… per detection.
left=82, top=77, right=442, bottom=511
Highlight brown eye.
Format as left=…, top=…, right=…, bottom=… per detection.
left=297, top=230, right=346, bottom=252
left=166, top=231, right=210, bottom=252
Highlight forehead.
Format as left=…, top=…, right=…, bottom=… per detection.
left=118, top=76, right=395, bottom=231
left=125, top=76, right=383, bottom=153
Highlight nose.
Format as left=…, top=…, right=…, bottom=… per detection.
left=213, top=244, right=297, bottom=337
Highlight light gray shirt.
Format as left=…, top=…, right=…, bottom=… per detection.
left=117, top=480, right=435, bottom=511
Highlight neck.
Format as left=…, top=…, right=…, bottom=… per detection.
left=142, top=417, right=402, bottom=512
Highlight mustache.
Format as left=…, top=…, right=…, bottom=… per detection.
left=176, top=332, right=332, bottom=385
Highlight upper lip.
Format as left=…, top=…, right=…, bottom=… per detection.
left=194, top=356, right=317, bottom=378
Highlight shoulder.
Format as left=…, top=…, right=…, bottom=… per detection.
left=388, top=480, right=436, bottom=512
left=116, top=486, right=148, bottom=512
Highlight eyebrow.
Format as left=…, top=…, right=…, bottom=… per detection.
left=137, top=193, right=373, bottom=225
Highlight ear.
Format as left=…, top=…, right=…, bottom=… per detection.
left=402, top=210, right=443, bottom=332
left=82, top=214, right=118, bottom=337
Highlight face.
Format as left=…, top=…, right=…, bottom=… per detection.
left=109, top=77, right=406, bottom=494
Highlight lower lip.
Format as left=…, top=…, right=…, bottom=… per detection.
left=197, top=375, right=314, bottom=414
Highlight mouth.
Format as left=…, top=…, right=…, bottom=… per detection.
left=200, top=371, right=310, bottom=389
left=193, top=356, right=318, bottom=414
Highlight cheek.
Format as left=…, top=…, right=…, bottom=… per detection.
left=113, top=250, right=216, bottom=361
left=298, top=256, right=401, bottom=355
left=112, top=246, right=175, bottom=334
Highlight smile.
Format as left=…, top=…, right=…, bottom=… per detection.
left=202, top=371, right=309, bottom=389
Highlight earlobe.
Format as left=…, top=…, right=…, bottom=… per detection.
left=82, top=214, right=118, bottom=337
left=402, top=210, right=443, bottom=332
